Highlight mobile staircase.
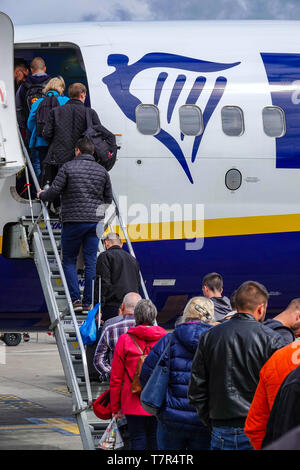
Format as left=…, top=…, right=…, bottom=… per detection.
left=19, top=140, right=149, bottom=450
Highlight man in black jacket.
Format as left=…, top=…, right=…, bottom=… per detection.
left=41, top=82, right=100, bottom=187
left=262, top=364, right=300, bottom=448
left=188, top=280, right=286, bottom=450
left=94, top=232, right=141, bottom=322
left=37, top=137, right=113, bottom=313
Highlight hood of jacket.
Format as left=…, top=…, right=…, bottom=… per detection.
left=26, top=73, right=51, bottom=85
left=264, top=318, right=291, bottom=332
left=174, top=321, right=212, bottom=354
left=211, top=295, right=232, bottom=320
left=263, top=318, right=295, bottom=343
left=46, top=90, right=59, bottom=97
left=127, top=324, right=166, bottom=342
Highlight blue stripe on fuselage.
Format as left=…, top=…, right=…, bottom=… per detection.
left=261, top=53, right=300, bottom=168
left=1, top=230, right=299, bottom=329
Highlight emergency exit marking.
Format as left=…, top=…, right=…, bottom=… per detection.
left=153, top=279, right=176, bottom=286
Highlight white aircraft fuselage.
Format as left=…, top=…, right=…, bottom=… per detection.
left=1, top=16, right=300, bottom=328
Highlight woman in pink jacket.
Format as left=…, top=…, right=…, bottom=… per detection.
left=110, top=299, right=167, bottom=450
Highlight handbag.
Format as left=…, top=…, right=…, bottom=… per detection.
left=127, top=334, right=151, bottom=395
left=79, top=302, right=101, bottom=345
left=140, top=334, right=172, bottom=416
left=93, top=388, right=112, bottom=420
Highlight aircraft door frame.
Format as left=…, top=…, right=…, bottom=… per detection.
left=0, top=12, right=24, bottom=178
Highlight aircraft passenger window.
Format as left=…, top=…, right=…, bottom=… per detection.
left=221, top=106, right=244, bottom=137
left=262, top=106, right=286, bottom=137
left=135, top=104, right=160, bottom=135
left=179, top=105, right=203, bottom=136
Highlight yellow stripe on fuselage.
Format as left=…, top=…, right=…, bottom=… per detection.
left=204, top=213, right=300, bottom=238
left=110, top=213, right=300, bottom=242
left=0, top=213, right=300, bottom=254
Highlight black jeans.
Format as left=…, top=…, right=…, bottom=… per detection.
left=125, top=415, right=158, bottom=450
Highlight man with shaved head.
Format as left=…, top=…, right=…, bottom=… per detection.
left=264, top=298, right=300, bottom=344
left=94, top=232, right=141, bottom=322
left=16, top=56, right=50, bottom=136
left=188, top=280, right=286, bottom=450
left=93, top=292, right=141, bottom=380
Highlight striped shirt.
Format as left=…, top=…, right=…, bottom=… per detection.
left=93, top=314, right=136, bottom=379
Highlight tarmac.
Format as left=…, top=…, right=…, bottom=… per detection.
left=0, top=332, right=83, bottom=450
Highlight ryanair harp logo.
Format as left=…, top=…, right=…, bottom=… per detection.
left=103, top=53, right=241, bottom=183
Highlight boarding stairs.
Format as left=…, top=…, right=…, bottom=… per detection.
left=19, top=139, right=149, bottom=450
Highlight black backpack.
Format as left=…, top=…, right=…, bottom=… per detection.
left=23, top=79, right=50, bottom=112
left=83, top=108, right=117, bottom=171
left=36, top=95, right=59, bottom=137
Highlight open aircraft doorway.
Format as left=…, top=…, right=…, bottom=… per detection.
left=13, top=42, right=91, bottom=201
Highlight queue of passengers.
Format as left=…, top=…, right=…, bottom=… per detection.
left=14, top=56, right=112, bottom=315
left=16, top=57, right=300, bottom=452
left=91, top=272, right=300, bottom=451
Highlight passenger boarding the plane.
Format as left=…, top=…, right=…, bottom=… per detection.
left=94, top=232, right=141, bottom=322
left=263, top=298, right=300, bottom=344
left=14, top=59, right=29, bottom=91
left=37, top=136, right=113, bottom=314
left=202, top=272, right=232, bottom=322
left=93, top=292, right=141, bottom=380
left=41, top=82, right=101, bottom=189
left=27, top=76, right=69, bottom=180
left=16, top=57, right=51, bottom=138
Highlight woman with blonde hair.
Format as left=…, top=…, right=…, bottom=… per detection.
left=27, top=76, right=69, bottom=179
left=140, top=297, right=215, bottom=450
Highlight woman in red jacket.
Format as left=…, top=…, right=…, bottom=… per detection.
left=110, top=299, right=167, bottom=450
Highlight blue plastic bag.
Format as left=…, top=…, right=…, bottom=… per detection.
left=79, top=302, right=101, bottom=345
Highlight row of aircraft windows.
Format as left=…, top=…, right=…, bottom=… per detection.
left=135, top=104, right=286, bottom=138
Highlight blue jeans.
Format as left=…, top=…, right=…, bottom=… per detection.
left=125, top=415, right=158, bottom=450
left=211, top=426, right=253, bottom=450
left=30, top=147, right=41, bottom=179
left=157, top=421, right=211, bottom=450
left=61, top=223, right=100, bottom=304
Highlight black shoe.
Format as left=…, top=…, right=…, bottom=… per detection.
left=82, top=304, right=93, bottom=314
left=72, top=299, right=82, bottom=313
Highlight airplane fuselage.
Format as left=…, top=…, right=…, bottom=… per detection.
left=1, top=19, right=300, bottom=328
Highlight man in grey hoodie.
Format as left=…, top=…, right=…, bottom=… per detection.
left=202, top=272, right=232, bottom=322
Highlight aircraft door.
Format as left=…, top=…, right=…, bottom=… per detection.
left=0, top=12, right=24, bottom=178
